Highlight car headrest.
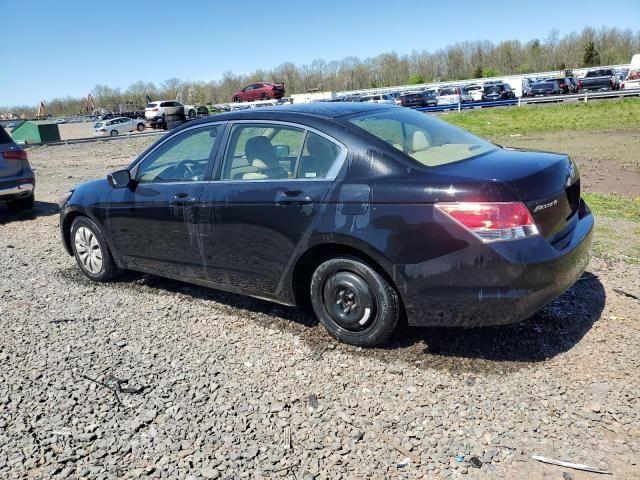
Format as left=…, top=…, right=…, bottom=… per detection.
left=404, top=131, right=430, bottom=153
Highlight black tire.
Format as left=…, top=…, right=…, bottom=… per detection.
left=310, top=257, right=400, bottom=347
left=260, top=93, right=268, bottom=100
left=233, top=96, right=241, bottom=103
left=70, top=216, right=121, bottom=282
left=110, top=130, right=118, bottom=137
left=6, top=193, right=34, bottom=213
left=136, top=123, right=145, bottom=132
left=187, top=109, right=196, bottom=119
left=165, top=113, right=185, bottom=122
left=166, top=120, right=183, bottom=130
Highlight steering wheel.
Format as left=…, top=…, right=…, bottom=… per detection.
left=174, top=159, right=199, bottom=180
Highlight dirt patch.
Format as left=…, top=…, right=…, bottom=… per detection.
left=500, top=130, right=640, bottom=197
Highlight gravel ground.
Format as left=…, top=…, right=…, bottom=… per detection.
left=0, top=135, right=639, bottom=479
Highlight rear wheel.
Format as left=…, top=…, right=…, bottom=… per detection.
left=136, top=123, right=145, bottom=132
left=70, top=217, right=121, bottom=282
left=261, top=93, right=268, bottom=100
left=110, top=130, right=118, bottom=137
left=310, top=257, right=399, bottom=347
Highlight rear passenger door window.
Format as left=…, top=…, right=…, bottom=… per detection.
left=220, top=123, right=345, bottom=181
left=297, top=132, right=342, bottom=179
left=221, top=123, right=305, bottom=180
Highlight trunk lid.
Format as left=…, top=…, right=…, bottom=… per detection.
left=432, top=148, right=580, bottom=239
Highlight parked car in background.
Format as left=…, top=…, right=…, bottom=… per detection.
left=526, top=79, right=563, bottom=96
left=93, top=117, right=146, bottom=137
left=466, top=84, right=484, bottom=102
left=578, top=68, right=620, bottom=91
left=232, top=82, right=285, bottom=102
left=145, top=101, right=185, bottom=128
left=437, top=86, right=473, bottom=105
left=0, top=127, right=35, bottom=212
left=359, top=94, right=395, bottom=104
left=59, top=103, right=593, bottom=347
left=481, top=82, right=516, bottom=101
left=561, top=77, right=579, bottom=93
left=398, top=90, right=438, bottom=108
left=521, top=78, right=534, bottom=97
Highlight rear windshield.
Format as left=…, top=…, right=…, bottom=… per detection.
left=439, top=88, right=457, bottom=95
left=348, top=108, right=496, bottom=167
left=0, top=127, right=12, bottom=144
left=146, top=103, right=158, bottom=108
left=586, top=69, right=612, bottom=77
left=94, top=122, right=104, bottom=128
left=483, top=85, right=503, bottom=93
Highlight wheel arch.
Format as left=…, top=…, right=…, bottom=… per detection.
left=290, top=241, right=403, bottom=314
left=61, top=208, right=121, bottom=265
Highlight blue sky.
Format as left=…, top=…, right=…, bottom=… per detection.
left=1, top=0, right=638, bottom=106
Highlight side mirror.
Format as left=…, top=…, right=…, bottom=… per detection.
left=274, top=145, right=290, bottom=159
left=108, top=169, right=132, bottom=189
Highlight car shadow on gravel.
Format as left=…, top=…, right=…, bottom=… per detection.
left=378, top=272, right=606, bottom=371
left=0, top=201, right=59, bottom=225
left=57, top=266, right=606, bottom=373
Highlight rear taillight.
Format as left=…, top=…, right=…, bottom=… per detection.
left=578, top=79, right=583, bottom=88
left=436, top=202, right=539, bottom=242
left=2, top=150, right=28, bottom=160
left=152, top=107, right=158, bottom=111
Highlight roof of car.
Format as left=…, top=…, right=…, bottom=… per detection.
left=193, top=102, right=396, bottom=124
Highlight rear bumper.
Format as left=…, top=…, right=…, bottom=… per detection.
left=399, top=207, right=594, bottom=327
left=0, top=176, right=35, bottom=201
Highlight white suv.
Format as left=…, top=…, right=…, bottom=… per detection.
left=358, top=94, right=396, bottom=105
left=144, top=101, right=185, bottom=126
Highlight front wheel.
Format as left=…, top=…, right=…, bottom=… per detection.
left=310, top=257, right=400, bottom=347
left=136, top=123, right=145, bottom=132
left=70, top=217, right=121, bottom=282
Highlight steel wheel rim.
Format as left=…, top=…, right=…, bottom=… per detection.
left=74, top=226, right=103, bottom=274
left=322, top=271, right=376, bottom=332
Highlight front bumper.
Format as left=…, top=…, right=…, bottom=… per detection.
left=399, top=206, right=594, bottom=327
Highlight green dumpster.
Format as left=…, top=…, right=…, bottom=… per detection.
left=11, top=120, right=61, bottom=144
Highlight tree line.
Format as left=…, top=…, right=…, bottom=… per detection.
left=3, top=26, right=638, bottom=117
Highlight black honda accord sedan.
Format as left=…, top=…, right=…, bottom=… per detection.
left=59, top=103, right=593, bottom=346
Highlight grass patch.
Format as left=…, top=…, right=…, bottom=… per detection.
left=582, top=193, right=640, bottom=222
left=441, top=98, right=640, bottom=137
left=583, top=194, right=640, bottom=264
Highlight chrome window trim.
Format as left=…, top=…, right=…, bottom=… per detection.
left=219, top=119, right=348, bottom=182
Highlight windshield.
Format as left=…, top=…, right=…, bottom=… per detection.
left=348, top=108, right=496, bottom=167
left=586, top=69, right=611, bottom=77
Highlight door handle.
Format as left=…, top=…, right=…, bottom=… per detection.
left=275, top=191, right=313, bottom=206
left=170, top=193, right=196, bottom=206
